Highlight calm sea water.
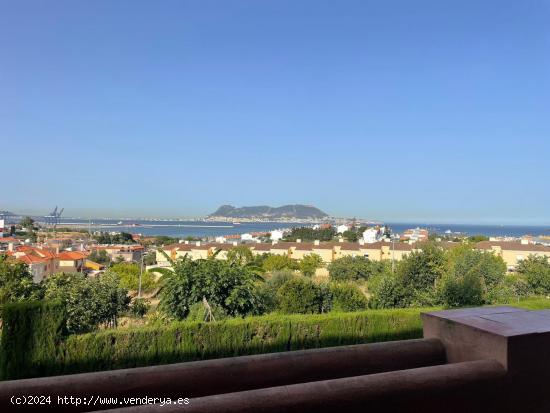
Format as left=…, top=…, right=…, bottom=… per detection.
left=53, top=218, right=550, bottom=239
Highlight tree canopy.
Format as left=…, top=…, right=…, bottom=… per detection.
left=158, top=255, right=263, bottom=320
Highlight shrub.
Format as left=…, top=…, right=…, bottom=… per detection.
left=330, top=283, right=368, bottom=312
left=0, top=301, right=66, bottom=380
left=328, top=256, right=386, bottom=282
left=2, top=307, right=427, bottom=379
left=186, top=301, right=228, bottom=322
left=368, top=273, right=411, bottom=309
left=108, top=262, right=157, bottom=291
left=262, top=254, right=298, bottom=272
left=43, top=272, right=129, bottom=334
left=159, top=256, right=263, bottom=320
left=299, top=254, right=323, bottom=277
left=517, top=255, right=550, bottom=295
left=438, top=272, right=484, bottom=308
left=397, top=242, right=446, bottom=292
left=277, top=277, right=327, bottom=314
left=257, top=270, right=295, bottom=313
left=449, top=248, right=506, bottom=289
left=130, top=298, right=150, bottom=318
left=0, top=254, right=43, bottom=307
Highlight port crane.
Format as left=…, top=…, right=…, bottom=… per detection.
left=44, top=206, right=64, bottom=227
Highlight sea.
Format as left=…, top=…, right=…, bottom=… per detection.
left=50, top=218, right=550, bottom=239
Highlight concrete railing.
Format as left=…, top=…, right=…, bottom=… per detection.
left=0, top=338, right=445, bottom=412
left=3, top=306, right=550, bottom=412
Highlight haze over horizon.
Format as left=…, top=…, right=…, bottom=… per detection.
left=2, top=1, right=549, bottom=225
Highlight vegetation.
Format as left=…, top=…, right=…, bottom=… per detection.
left=107, top=262, right=157, bottom=291
left=517, top=255, right=550, bottom=295
left=299, top=253, right=323, bottom=277
left=276, top=277, right=330, bottom=314
left=261, top=254, right=298, bottom=272
left=283, top=226, right=336, bottom=242
left=0, top=301, right=67, bottom=380
left=1, top=305, right=427, bottom=380
left=94, top=231, right=135, bottom=244
left=328, top=256, right=387, bottom=281
left=42, top=272, right=129, bottom=334
left=157, top=254, right=263, bottom=320
left=330, top=283, right=368, bottom=312
left=130, top=298, right=150, bottom=318
left=87, top=249, right=110, bottom=265
left=0, top=255, right=43, bottom=307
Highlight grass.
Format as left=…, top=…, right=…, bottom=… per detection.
left=508, top=296, right=550, bottom=310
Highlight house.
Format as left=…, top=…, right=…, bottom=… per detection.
left=92, top=245, right=145, bottom=262
left=270, top=230, right=284, bottom=242
left=336, top=225, right=349, bottom=234
left=9, top=245, right=60, bottom=282
left=476, top=241, right=550, bottom=270
left=56, top=251, right=87, bottom=273
left=362, top=228, right=379, bottom=243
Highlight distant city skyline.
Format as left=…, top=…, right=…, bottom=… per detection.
left=2, top=204, right=549, bottom=226
left=2, top=1, right=549, bottom=225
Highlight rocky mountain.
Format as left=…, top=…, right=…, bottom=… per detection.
left=208, top=204, right=329, bottom=220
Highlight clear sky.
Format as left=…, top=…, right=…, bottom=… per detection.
left=1, top=0, right=549, bottom=223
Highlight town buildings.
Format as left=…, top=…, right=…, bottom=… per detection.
left=156, top=239, right=550, bottom=271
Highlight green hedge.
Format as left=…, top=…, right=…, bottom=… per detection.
left=0, top=301, right=66, bottom=380
left=0, top=304, right=429, bottom=380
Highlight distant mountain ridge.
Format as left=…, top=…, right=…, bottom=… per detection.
left=208, top=204, right=329, bottom=220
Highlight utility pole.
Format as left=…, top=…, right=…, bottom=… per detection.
left=391, top=236, right=396, bottom=273
left=138, top=253, right=144, bottom=298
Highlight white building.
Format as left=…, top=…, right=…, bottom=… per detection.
left=362, top=228, right=379, bottom=244
left=241, top=233, right=254, bottom=241
left=336, top=224, right=349, bottom=234
left=270, top=230, right=284, bottom=241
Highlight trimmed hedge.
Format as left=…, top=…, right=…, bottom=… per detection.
left=0, top=301, right=66, bottom=380
left=0, top=304, right=429, bottom=380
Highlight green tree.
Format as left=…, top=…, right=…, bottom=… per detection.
left=342, top=230, right=358, bottom=242
left=438, top=272, right=484, bottom=308
left=130, top=297, right=150, bottom=317
left=517, top=255, right=550, bottom=295
left=0, top=255, right=43, bottom=307
left=283, top=227, right=336, bottom=242
left=157, top=254, right=263, bottom=319
left=107, top=262, right=157, bottom=291
left=88, top=250, right=110, bottom=265
left=328, top=256, right=387, bottom=281
left=299, top=253, right=323, bottom=277
left=257, top=270, right=295, bottom=313
left=276, top=277, right=327, bottom=314
left=397, top=242, right=446, bottom=292
left=262, top=254, right=298, bottom=272
left=143, top=251, right=157, bottom=266
left=19, top=216, right=35, bottom=230
left=368, top=273, right=410, bottom=309
left=330, top=283, right=368, bottom=312
left=448, top=248, right=506, bottom=289
left=43, top=272, right=129, bottom=333
left=226, top=246, right=254, bottom=266
left=468, top=235, right=489, bottom=243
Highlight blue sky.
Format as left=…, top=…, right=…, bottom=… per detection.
left=1, top=0, right=549, bottom=223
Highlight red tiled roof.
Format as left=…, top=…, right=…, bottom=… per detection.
left=18, top=254, right=48, bottom=264
left=476, top=241, right=550, bottom=253
left=56, top=251, right=87, bottom=260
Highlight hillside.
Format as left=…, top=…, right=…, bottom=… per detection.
left=208, top=204, right=329, bottom=220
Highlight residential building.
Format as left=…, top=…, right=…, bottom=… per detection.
left=56, top=251, right=87, bottom=272
left=475, top=241, right=550, bottom=269
left=92, top=245, right=145, bottom=262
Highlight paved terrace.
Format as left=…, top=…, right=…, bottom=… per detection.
left=2, top=306, right=550, bottom=412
